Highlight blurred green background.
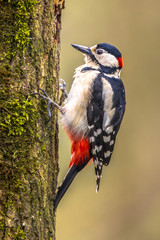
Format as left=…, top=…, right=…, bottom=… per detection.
left=56, top=0, right=160, bottom=239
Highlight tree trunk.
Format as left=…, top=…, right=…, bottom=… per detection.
left=0, top=0, right=64, bottom=239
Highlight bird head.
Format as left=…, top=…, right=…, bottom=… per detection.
left=72, top=43, right=123, bottom=73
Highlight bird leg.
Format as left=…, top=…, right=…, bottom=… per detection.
left=34, top=79, right=68, bottom=119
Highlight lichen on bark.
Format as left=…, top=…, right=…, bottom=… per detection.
left=0, top=0, right=64, bottom=239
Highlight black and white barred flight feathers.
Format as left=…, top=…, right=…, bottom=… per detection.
left=87, top=73, right=125, bottom=191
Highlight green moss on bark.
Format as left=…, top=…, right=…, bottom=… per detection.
left=0, top=0, right=63, bottom=239
left=15, top=227, right=26, bottom=240
left=0, top=0, right=37, bottom=60
left=0, top=65, right=40, bottom=239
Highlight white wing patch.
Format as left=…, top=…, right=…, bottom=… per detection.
left=101, top=77, right=116, bottom=131
left=103, top=135, right=111, bottom=143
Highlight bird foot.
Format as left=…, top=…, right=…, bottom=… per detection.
left=59, top=78, right=68, bottom=106
left=34, top=89, right=64, bottom=119
left=59, top=78, right=68, bottom=98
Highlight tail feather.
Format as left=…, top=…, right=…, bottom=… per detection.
left=54, top=164, right=78, bottom=210
left=54, top=138, right=91, bottom=210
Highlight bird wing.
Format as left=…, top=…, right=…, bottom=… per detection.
left=87, top=74, right=105, bottom=191
left=102, top=76, right=126, bottom=165
left=87, top=74, right=126, bottom=191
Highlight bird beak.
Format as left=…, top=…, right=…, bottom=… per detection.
left=71, top=44, right=93, bottom=57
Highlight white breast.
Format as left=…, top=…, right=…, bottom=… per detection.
left=61, top=66, right=99, bottom=140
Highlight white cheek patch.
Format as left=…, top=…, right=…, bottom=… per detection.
left=96, top=53, right=119, bottom=67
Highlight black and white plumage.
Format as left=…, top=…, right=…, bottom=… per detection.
left=61, top=43, right=126, bottom=192
left=36, top=42, right=126, bottom=209
left=87, top=73, right=125, bottom=191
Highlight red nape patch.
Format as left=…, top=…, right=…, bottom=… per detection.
left=117, top=57, right=123, bottom=68
left=69, top=138, right=90, bottom=168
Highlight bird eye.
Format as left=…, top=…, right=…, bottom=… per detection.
left=96, top=49, right=103, bottom=55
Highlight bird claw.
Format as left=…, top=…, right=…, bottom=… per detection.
left=59, top=78, right=68, bottom=98
left=34, top=89, right=64, bottom=119
left=39, top=88, right=49, bottom=98
left=59, top=78, right=66, bottom=89
left=59, top=79, right=68, bottom=106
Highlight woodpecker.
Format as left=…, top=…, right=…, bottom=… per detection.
left=36, top=43, right=126, bottom=210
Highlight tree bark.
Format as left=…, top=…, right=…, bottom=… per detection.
left=0, top=0, right=64, bottom=239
